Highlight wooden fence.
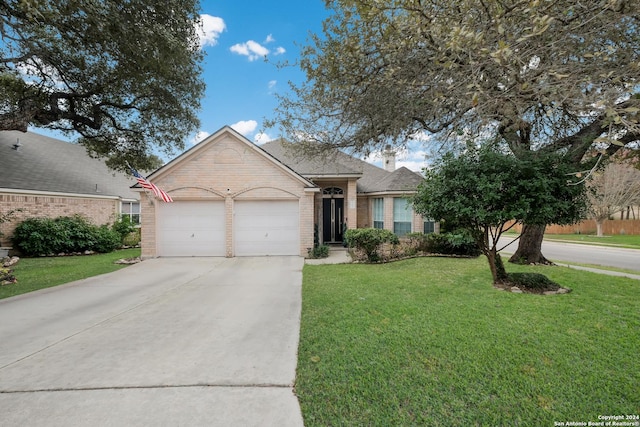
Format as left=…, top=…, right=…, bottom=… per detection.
left=510, top=219, right=640, bottom=235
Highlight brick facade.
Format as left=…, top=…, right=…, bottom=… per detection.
left=0, top=191, right=120, bottom=247
left=139, top=130, right=317, bottom=258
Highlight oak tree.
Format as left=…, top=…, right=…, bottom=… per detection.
left=0, top=0, right=205, bottom=170
left=271, top=0, right=640, bottom=263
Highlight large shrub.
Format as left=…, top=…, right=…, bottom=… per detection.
left=345, top=228, right=399, bottom=262
left=13, top=215, right=121, bottom=256
left=112, top=215, right=138, bottom=246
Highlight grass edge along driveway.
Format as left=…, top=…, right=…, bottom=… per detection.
left=297, top=257, right=639, bottom=426
left=0, top=248, right=141, bottom=300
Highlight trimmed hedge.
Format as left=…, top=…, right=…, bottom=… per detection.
left=12, top=215, right=121, bottom=256
left=406, top=231, right=481, bottom=257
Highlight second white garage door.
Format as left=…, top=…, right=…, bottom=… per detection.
left=156, top=201, right=225, bottom=257
left=234, top=200, right=299, bottom=256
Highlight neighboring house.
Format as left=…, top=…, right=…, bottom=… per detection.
left=135, top=126, right=434, bottom=258
left=0, top=131, right=140, bottom=249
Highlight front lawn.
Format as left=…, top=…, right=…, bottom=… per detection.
left=298, top=257, right=639, bottom=426
left=0, top=248, right=141, bottom=300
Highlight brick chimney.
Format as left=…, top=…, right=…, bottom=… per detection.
left=382, top=145, right=396, bottom=172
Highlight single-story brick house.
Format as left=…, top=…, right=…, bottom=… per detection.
left=0, top=131, right=140, bottom=250
left=136, top=126, right=436, bottom=258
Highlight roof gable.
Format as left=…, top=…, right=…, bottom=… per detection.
left=148, top=126, right=315, bottom=189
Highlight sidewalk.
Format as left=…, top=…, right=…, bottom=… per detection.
left=553, top=262, right=640, bottom=281
left=308, top=247, right=640, bottom=281
left=305, top=248, right=352, bottom=265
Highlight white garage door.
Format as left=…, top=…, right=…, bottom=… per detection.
left=234, top=200, right=299, bottom=256
left=157, top=201, right=225, bottom=256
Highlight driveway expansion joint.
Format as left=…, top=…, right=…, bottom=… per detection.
left=0, top=382, right=294, bottom=394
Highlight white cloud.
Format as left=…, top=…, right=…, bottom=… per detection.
left=230, top=40, right=270, bottom=61
left=254, top=132, right=274, bottom=145
left=190, top=131, right=211, bottom=145
left=231, top=120, right=258, bottom=135
left=230, top=36, right=286, bottom=61
left=268, top=80, right=277, bottom=90
left=198, top=14, right=226, bottom=48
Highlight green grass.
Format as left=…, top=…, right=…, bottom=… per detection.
left=298, top=257, right=640, bottom=426
left=0, top=248, right=140, bottom=300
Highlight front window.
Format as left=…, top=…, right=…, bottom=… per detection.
left=424, top=220, right=436, bottom=234
left=122, top=201, right=141, bottom=224
left=373, top=198, right=384, bottom=229
left=393, top=198, right=412, bottom=237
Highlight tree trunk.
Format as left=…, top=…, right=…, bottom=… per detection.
left=508, top=223, right=551, bottom=264
left=487, top=249, right=509, bottom=284
left=596, top=220, right=604, bottom=237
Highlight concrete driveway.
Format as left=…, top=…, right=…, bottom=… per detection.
left=0, top=257, right=304, bottom=426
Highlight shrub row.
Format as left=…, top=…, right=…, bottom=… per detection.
left=346, top=228, right=481, bottom=263
left=12, top=215, right=121, bottom=256
left=406, top=230, right=481, bottom=257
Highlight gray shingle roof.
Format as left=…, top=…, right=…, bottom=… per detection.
left=0, top=130, right=139, bottom=200
left=260, top=139, right=423, bottom=193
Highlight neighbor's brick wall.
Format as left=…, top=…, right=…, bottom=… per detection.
left=141, top=133, right=314, bottom=257
left=0, top=191, right=119, bottom=247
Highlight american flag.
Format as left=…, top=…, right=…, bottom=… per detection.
left=130, top=168, right=173, bottom=203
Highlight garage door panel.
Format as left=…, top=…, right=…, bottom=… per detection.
left=235, top=201, right=299, bottom=256
left=157, top=202, right=225, bottom=257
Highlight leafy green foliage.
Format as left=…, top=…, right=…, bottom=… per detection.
left=408, top=231, right=481, bottom=257
left=308, top=245, right=330, bottom=259
left=413, top=145, right=586, bottom=282
left=507, top=273, right=561, bottom=293
left=112, top=216, right=137, bottom=244
left=0, top=0, right=205, bottom=170
left=12, top=215, right=121, bottom=256
left=345, top=228, right=399, bottom=262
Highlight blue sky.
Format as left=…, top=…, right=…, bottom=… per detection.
left=36, top=1, right=430, bottom=171
left=197, top=1, right=429, bottom=171
left=194, top=0, right=330, bottom=146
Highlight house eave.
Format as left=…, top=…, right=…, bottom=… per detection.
left=0, top=187, right=131, bottom=201
left=304, top=174, right=363, bottom=180
left=358, top=190, right=418, bottom=197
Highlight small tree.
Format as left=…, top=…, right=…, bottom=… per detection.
left=413, top=145, right=586, bottom=284
left=586, top=162, right=640, bottom=236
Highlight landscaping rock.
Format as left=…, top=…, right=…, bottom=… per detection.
left=2, top=256, right=19, bottom=268
left=115, top=257, right=141, bottom=265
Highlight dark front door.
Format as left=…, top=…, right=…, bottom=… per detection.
left=322, top=198, right=344, bottom=243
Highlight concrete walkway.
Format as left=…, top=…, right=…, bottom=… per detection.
left=0, top=257, right=304, bottom=427
left=305, top=247, right=352, bottom=265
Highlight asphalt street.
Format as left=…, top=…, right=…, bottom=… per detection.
left=499, top=237, right=640, bottom=272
